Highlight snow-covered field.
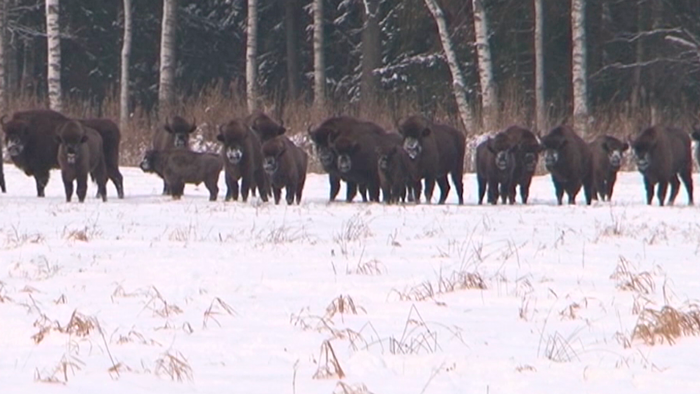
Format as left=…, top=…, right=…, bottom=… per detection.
left=2, top=165, right=700, bottom=394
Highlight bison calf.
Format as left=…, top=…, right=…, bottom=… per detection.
left=56, top=121, right=108, bottom=203
left=152, top=116, right=197, bottom=195
left=589, top=135, right=628, bottom=202
left=261, top=136, right=308, bottom=205
left=631, top=126, right=693, bottom=206
left=475, top=135, right=516, bottom=205
left=140, top=149, right=223, bottom=201
left=377, top=140, right=420, bottom=204
left=540, top=125, right=594, bottom=205
left=216, top=119, right=269, bottom=202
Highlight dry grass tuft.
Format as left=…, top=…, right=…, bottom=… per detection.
left=63, top=224, right=102, bottom=242
left=0, top=281, right=12, bottom=303
left=388, top=305, right=440, bottom=355
left=141, top=286, right=183, bottom=318
left=114, top=329, right=163, bottom=346
left=334, top=214, right=373, bottom=256
left=154, top=350, right=193, bottom=382
left=389, top=268, right=487, bottom=302
left=610, top=257, right=655, bottom=295
left=34, top=353, right=85, bottom=384
left=64, top=310, right=97, bottom=337
left=346, top=258, right=386, bottom=275
left=4, top=225, right=45, bottom=249
left=312, top=340, right=345, bottom=380
left=325, top=295, right=366, bottom=321
left=389, top=281, right=436, bottom=302
left=559, top=301, right=582, bottom=320
left=203, top=297, right=237, bottom=328
left=515, top=364, right=537, bottom=373
left=334, top=381, right=374, bottom=394
left=542, top=332, right=579, bottom=363
left=631, top=304, right=700, bottom=346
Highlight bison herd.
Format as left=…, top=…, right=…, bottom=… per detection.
left=1, top=108, right=700, bottom=207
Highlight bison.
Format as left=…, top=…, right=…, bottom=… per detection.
left=139, top=149, right=223, bottom=201
left=78, top=118, right=124, bottom=199
left=248, top=111, right=286, bottom=143
left=1, top=109, right=67, bottom=197
left=499, top=125, right=541, bottom=204
left=55, top=121, right=108, bottom=203
left=475, top=134, right=516, bottom=205
left=0, top=139, right=5, bottom=193
left=397, top=115, right=466, bottom=205
left=540, top=125, right=594, bottom=205
left=630, top=125, right=693, bottom=206
left=261, top=135, right=308, bottom=205
left=216, top=119, right=270, bottom=202
left=308, top=116, right=373, bottom=202
left=152, top=116, right=197, bottom=195
left=588, top=135, right=629, bottom=202
left=376, top=140, right=420, bottom=204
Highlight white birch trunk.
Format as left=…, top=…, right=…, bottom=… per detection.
left=0, top=0, right=6, bottom=114
left=246, top=0, right=258, bottom=113
left=120, top=0, right=132, bottom=131
left=423, top=0, right=473, bottom=131
left=159, top=0, right=177, bottom=117
left=312, top=0, right=325, bottom=109
left=45, top=0, right=62, bottom=112
left=534, top=0, right=545, bottom=132
left=471, top=0, right=496, bottom=126
left=571, top=0, right=589, bottom=136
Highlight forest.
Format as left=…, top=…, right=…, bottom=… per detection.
left=1, top=0, right=699, bottom=165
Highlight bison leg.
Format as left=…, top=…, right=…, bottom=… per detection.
left=643, top=178, right=655, bottom=205
left=606, top=174, right=617, bottom=201
left=359, top=184, right=369, bottom=202
left=657, top=180, right=669, bottom=206
left=667, top=175, right=680, bottom=206
left=62, top=176, right=74, bottom=203
left=583, top=181, right=594, bottom=206
left=272, top=187, right=282, bottom=205
left=423, top=177, right=436, bottom=204
left=170, top=183, right=185, bottom=200
left=76, top=175, right=89, bottom=203
left=487, top=179, right=499, bottom=205
left=241, top=176, right=252, bottom=202
left=0, top=165, right=6, bottom=193
left=35, top=173, right=50, bottom=198
left=329, top=175, right=341, bottom=202
left=450, top=170, right=464, bottom=205
left=679, top=166, right=694, bottom=205
left=205, top=178, right=219, bottom=201
left=107, top=166, right=124, bottom=199
left=477, top=176, right=487, bottom=205
left=227, top=176, right=240, bottom=201
left=285, top=183, right=296, bottom=205
left=162, top=180, right=171, bottom=196
left=436, top=175, right=451, bottom=204
left=254, top=169, right=270, bottom=202
left=519, top=178, right=532, bottom=204
left=368, top=182, right=381, bottom=203
left=498, top=179, right=509, bottom=205
left=553, top=179, right=565, bottom=205
left=412, top=181, right=423, bottom=204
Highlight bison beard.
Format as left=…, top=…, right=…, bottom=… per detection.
left=630, top=126, right=693, bottom=206
left=540, top=125, right=594, bottom=205
left=216, top=119, right=270, bottom=202
left=589, top=135, right=629, bottom=202
left=397, top=115, right=466, bottom=205
left=140, top=149, right=223, bottom=201
left=261, top=136, right=308, bottom=205
left=56, top=121, right=108, bottom=203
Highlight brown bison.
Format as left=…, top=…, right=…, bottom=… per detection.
left=630, top=125, right=693, bottom=206
left=376, top=140, right=420, bottom=204
left=1, top=109, right=66, bottom=197
left=475, top=134, right=516, bottom=205
left=540, top=125, right=594, bottom=205
left=216, top=119, right=270, bottom=202
left=397, top=115, right=466, bottom=205
left=308, top=116, right=374, bottom=202
left=261, top=135, right=308, bottom=205
left=588, top=135, right=629, bottom=201
left=152, top=116, right=197, bottom=195
left=248, top=111, right=286, bottom=142
left=500, top=125, right=541, bottom=204
left=78, top=118, right=124, bottom=199
left=140, top=149, right=223, bottom=201
left=56, top=121, right=108, bottom=203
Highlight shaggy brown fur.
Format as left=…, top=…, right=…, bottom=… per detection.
left=152, top=116, right=197, bottom=195
left=56, top=121, right=107, bottom=203
left=261, top=135, right=308, bottom=205
left=217, top=119, right=270, bottom=202
left=588, top=135, right=629, bottom=201
left=377, top=137, right=420, bottom=204
left=139, top=149, right=223, bottom=201
left=1, top=109, right=67, bottom=197
left=398, top=115, right=466, bottom=205
left=475, top=134, right=516, bottom=205
left=540, top=125, right=594, bottom=205
left=308, top=116, right=377, bottom=202
left=500, top=125, right=541, bottom=204
left=248, top=111, right=286, bottom=142
left=78, top=118, right=124, bottom=199
left=630, top=125, right=693, bottom=206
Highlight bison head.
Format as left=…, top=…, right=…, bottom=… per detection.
left=139, top=150, right=159, bottom=173
left=540, top=127, right=569, bottom=170
left=164, top=116, right=197, bottom=148
left=307, top=125, right=336, bottom=170
left=216, top=120, right=250, bottom=165
left=261, top=138, right=286, bottom=175
left=486, top=133, right=517, bottom=171
left=602, top=136, right=629, bottom=170
left=249, top=112, right=286, bottom=142
left=56, top=121, right=88, bottom=164
left=1, top=116, right=30, bottom=157
left=376, top=145, right=399, bottom=173
left=630, top=128, right=658, bottom=172
left=398, top=115, right=431, bottom=160
left=332, top=136, right=360, bottom=173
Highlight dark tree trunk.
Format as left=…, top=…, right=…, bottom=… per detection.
left=284, top=0, right=301, bottom=102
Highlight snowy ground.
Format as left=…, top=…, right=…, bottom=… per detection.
left=1, top=164, right=700, bottom=394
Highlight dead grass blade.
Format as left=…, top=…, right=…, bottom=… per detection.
left=324, top=295, right=367, bottom=321
left=334, top=381, right=374, bottom=394
left=631, top=304, right=700, bottom=346
left=154, top=350, right=193, bottom=382
left=203, top=297, right=237, bottom=328
left=610, top=256, right=655, bottom=295
left=312, top=340, right=345, bottom=380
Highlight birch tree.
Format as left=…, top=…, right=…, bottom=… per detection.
left=246, top=0, right=258, bottom=113
left=120, top=0, right=132, bottom=131
left=0, top=0, right=6, bottom=114
left=46, top=0, right=62, bottom=112
left=159, top=0, right=177, bottom=117
left=534, top=0, right=545, bottom=131
left=571, top=0, right=589, bottom=136
left=471, top=0, right=496, bottom=127
left=285, top=0, right=301, bottom=101
left=312, top=0, right=325, bottom=109
left=360, top=0, right=381, bottom=113
left=423, top=0, right=472, bottom=131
